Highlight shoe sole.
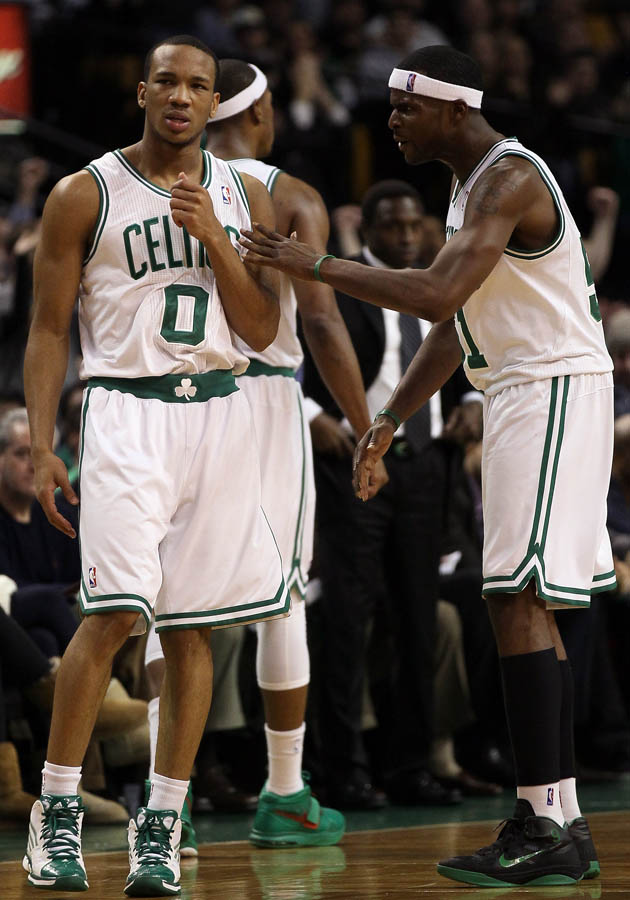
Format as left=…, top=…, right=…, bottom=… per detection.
left=249, top=824, right=345, bottom=848
left=26, top=872, right=89, bottom=891
left=124, top=875, right=181, bottom=896
left=180, top=845, right=198, bottom=858
left=23, top=855, right=88, bottom=892
left=437, top=864, right=582, bottom=887
left=583, top=861, right=600, bottom=879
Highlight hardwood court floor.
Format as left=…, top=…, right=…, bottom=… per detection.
left=2, top=811, right=628, bottom=899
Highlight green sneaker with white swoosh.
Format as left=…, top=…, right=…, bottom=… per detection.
left=437, top=799, right=584, bottom=887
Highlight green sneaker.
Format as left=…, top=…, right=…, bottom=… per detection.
left=437, top=799, right=583, bottom=887
left=568, top=816, right=600, bottom=879
left=144, top=779, right=198, bottom=858
left=249, top=781, right=345, bottom=848
left=124, top=807, right=181, bottom=896
left=23, top=794, right=89, bottom=891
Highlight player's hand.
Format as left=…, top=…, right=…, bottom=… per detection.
left=33, top=450, right=79, bottom=538
left=239, top=222, right=321, bottom=281
left=442, top=401, right=483, bottom=448
left=587, top=186, right=620, bottom=220
left=352, top=417, right=395, bottom=501
left=310, top=412, right=355, bottom=458
left=170, top=172, right=216, bottom=239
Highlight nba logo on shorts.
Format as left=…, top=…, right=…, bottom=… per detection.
left=221, top=185, right=232, bottom=205
left=547, top=787, right=554, bottom=806
left=406, top=73, right=417, bottom=91
left=88, top=566, right=97, bottom=588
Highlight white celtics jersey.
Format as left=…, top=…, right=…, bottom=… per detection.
left=447, top=138, right=612, bottom=395
left=229, top=158, right=304, bottom=371
left=78, top=149, right=252, bottom=379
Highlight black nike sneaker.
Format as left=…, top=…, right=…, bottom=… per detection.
left=568, top=816, right=600, bottom=879
left=437, top=799, right=583, bottom=887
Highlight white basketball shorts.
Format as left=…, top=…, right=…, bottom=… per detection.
left=238, top=364, right=315, bottom=596
left=481, top=372, right=616, bottom=607
left=77, top=372, right=288, bottom=634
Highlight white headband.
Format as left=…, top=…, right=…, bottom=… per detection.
left=211, top=64, right=268, bottom=122
left=388, top=68, right=483, bottom=108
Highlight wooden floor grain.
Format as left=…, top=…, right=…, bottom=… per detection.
left=2, top=812, right=626, bottom=898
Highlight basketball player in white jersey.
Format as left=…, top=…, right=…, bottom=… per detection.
left=22, top=36, right=287, bottom=897
left=143, top=57, right=387, bottom=850
left=240, top=45, right=614, bottom=888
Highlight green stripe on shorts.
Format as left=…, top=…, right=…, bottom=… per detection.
left=238, top=359, right=296, bottom=378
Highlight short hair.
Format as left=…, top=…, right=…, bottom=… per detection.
left=397, top=45, right=483, bottom=92
left=144, top=35, right=220, bottom=86
left=216, top=59, right=258, bottom=104
left=361, top=180, right=424, bottom=228
left=0, top=407, right=28, bottom=455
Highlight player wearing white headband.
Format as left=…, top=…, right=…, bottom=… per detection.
left=241, top=44, right=611, bottom=886
left=145, top=58, right=386, bottom=849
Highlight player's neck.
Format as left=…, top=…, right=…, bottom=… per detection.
left=440, top=122, right=507, bottom=186
left=123, top=137, right=205, bottom=190
left=206, top=129, right=257, bottom=163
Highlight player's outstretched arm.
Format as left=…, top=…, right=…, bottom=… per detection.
left=170, top=171, right=280, bottom=351
left=240, top=159, right=536, bottom=323
left=25, top=171, right=98, bottom=537
left=353, top=319, right=462, bottom=500
left=279, top=174, right=387, bottom=497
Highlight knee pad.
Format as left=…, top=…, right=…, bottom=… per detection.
left=255, top=589, right=310, bottom=691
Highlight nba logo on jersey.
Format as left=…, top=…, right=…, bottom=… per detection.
left=547, top=787, right=554, bottom=806
left=88, top=566, right=97, bottom=588
left=406, top=73, right=417, bottom=91
left=221, top=185, right=232, bottom=205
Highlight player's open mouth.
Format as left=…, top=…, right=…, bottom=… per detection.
left=165, top=115, right=190, bottom=133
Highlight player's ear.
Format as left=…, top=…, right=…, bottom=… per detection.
left=138, top=82, right=147, bottom=109
left=251, top=98, right=264, bottom=125
left=208, top=92, right=220, bottom=120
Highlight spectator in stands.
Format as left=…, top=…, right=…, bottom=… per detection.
left=604, top=308, right=630, bottom=418
left=303, top=179, right=476, bottom=808
left=0, top=408, right=80, bottom=660
left=0, top=408, right=147, bottom=740
left=358, top=3, right=449, bottom=102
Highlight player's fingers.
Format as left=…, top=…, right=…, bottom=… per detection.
left=240, top=228, right=281, bottom=250
left=40, top=489, right=76, bottom=538
left=59, top=478, right=79, bottom=507
left=251, top=222, right=288, bottom=243
left=238, top=236, right=276, bottom=257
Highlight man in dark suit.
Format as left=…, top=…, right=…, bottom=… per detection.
left=303, top=180, right=476, bottom=807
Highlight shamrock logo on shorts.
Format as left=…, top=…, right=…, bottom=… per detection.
left=174, top=377, right=197, bottom=400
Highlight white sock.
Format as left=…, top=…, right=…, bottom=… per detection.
left=41, top=761, right=82, bottom=796
left=517, top=783, right=564, bottom=825
left=559, top=776, right=582, bottom=822
left=149, top=772, right=189, bottom=815
left=147, top=697, right=160, bottom=780
left=265, top=723, right=305, bottom=796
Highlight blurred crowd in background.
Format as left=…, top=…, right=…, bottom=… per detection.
left=1, top=0, right=630, bottom=827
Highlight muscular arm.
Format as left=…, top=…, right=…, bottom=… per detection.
left=24, top=171, right=98, bottom=535
left=171, top=172, right=280, bottom=351
left=278, top=174, right=372, bottom=438
left=241, top=157, right=546, bottom=323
